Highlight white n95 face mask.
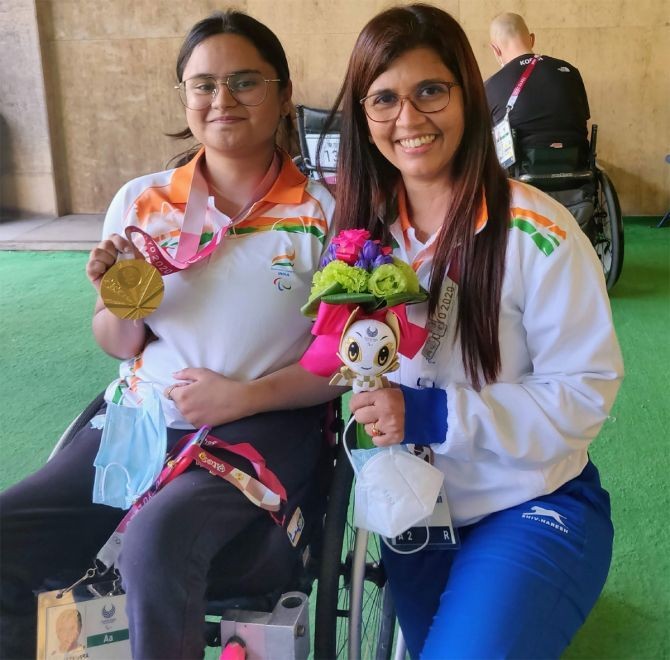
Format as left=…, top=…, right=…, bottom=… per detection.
left=351, top=445, right=444, bottom=539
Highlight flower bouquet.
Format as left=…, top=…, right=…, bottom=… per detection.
left=299, top=229, right=429, bottom=381
left=301, top=229, right=427, bottom=318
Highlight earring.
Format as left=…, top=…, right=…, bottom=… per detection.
left=368, top=135, right=374, bottom=144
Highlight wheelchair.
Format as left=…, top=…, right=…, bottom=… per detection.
left=509, top=125, right=624, bottom=291
left=294, top=105, right=341, bottom=184
left=49, top=393, right=400, bottom=660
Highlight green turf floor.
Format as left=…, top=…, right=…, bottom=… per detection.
left=1, top=217, right=668, bottom=658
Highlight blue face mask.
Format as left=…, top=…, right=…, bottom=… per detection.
left=92, top=384, right=167, bottom=510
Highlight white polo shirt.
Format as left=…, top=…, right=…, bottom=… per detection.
left=102, top=150, right=334, bottom=428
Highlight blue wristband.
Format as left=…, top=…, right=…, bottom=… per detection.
left=400, top=384, right=448, bottom=445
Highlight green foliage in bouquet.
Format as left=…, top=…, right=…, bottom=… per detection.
left=301, top=229, right=427, bottom=317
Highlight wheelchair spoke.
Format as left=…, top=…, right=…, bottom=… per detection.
left=314, top=433, right=398, bottom=660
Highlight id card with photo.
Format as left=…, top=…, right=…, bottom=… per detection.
left=37, top=583, right=130, bottom=660
left=493, top=114, right=516, bottom=168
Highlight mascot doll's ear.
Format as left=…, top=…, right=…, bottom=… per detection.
left=340, top=306, right=361, bottom=343
left=336, top=306, right=361, bottom=362
left=384, top=310, right=401, bottom=348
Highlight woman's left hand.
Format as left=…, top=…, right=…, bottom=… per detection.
left=350, top=387, right=405, bottom=446
left=165, top=368, right=253, bottom=427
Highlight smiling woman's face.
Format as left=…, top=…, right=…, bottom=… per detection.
left=364, top=47, right=464, bottom=187
left=181, top=33, right=291, bottom=158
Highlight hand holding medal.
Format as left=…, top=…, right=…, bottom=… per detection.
left=87, top=233, right=164, bottom=320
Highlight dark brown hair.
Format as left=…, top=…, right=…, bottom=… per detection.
left=325, top=3, right=510, bottom=388
left=168, top=10, right=294, bottom=167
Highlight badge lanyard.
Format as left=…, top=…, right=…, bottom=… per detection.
left=505, top=55, right=542, bottom=115
left=392, top=264, right=460, bottom=552
left=493, top=55, right=542, bottom=168
left=419, top=260, right=460, bottom=383
left=96, top=427, right=287, bottom=572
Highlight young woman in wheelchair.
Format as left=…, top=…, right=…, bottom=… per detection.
left=0, top=11, right=340, bottom=660
left=320, top=5, right=623, bottom=658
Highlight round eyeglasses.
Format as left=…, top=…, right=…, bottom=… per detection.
left=175, top=72, right=281, bottom=110
left=360, top=81, right=460, bottom=122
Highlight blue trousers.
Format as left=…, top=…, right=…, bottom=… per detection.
left=381, top=461, right=613, bottom=659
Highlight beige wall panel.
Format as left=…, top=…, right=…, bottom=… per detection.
left=461, top=0, right=670, bottom=29
left=248, top=0, right=459, bottom=36
left=248, top=0, right=389, bottom=35
left=27, top=0, right=670, bottom=214
left=249, top=0, right=459, bottom=107
left=460, top=0, right=587, bottom=29
left=580, top=28, right=670, bottom=214
left=52, top=36, right=190, bottom=213
left=286, top=32, right=359, bottom=107
left=0, top=172, right=59, bottom=216
left=37, top=0, right=247, bottom=41
left=582, top=0, right=670, bottom=28
left=0, top=0, right=57, bottom=216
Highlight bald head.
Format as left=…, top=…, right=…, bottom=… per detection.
left=489, top=12, right=535, bottom=67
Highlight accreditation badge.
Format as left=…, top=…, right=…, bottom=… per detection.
left=493, top=113, right=516, bottom=168
left=36, top=581, right=131, bottom=660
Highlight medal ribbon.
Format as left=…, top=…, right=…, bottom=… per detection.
left=505, top=55, right=542, bottom=113
left=126, top=151, right=282, bottom=276
left=96, top=426, right=287, bottom=571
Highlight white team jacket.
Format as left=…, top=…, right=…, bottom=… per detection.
left=388, top=180, right=623, bottom=527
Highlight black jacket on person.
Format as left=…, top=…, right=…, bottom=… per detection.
left=485, top=53, right=590, bottom=156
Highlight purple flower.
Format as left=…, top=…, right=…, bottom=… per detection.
left=320, top=243, right=337, bottom=268
left=354, top=240, right=394, bottom=270
left=372, top=253, right=393, bottom=268
left=353, top=240, right=378, bottom=270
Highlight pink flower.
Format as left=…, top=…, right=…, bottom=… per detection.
left=332, top=229, right=370, bottom=265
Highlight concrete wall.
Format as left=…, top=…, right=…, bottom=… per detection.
left=0, top=0, right=58, bottom=217
left=2, top=0, right=669, bottom=216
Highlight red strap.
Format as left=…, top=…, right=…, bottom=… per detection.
left=165, top=429, right=287, bottom=503
left=506, top=55, right=541, bottom=112
left=202, top=435, right=288, bottom=502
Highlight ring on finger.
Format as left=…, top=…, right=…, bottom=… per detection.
left=166, top=384, right=177, bottom=401
left=370, top=423, right=382, bottom=437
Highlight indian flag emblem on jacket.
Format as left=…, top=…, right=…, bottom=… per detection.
left=510, top=207, right=566, bottom=256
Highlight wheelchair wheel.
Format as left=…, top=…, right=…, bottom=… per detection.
left=314, top=432, right=396, bottom=660
left=48, top=391, right=106, bottom=460
left=592, top=169, right=624, bottom=290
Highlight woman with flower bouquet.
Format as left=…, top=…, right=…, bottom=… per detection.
left=307, top=5, right=624, bottom=659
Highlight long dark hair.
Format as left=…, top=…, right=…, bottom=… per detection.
left=326, top=3, right=510, bottom=388
left=168, top=10, right=294, bottom=166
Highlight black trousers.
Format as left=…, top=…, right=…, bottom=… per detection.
left=0, top=405, right=324, bottom=660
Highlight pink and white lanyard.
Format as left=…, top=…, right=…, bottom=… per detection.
left=96, top=426, right=287, bottom=572
left=126, top=151, right=281, bottom=275
left=505, top=55, right=542, bottom=115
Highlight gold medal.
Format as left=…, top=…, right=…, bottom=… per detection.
left=100, top=259, right=164, bottom=320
